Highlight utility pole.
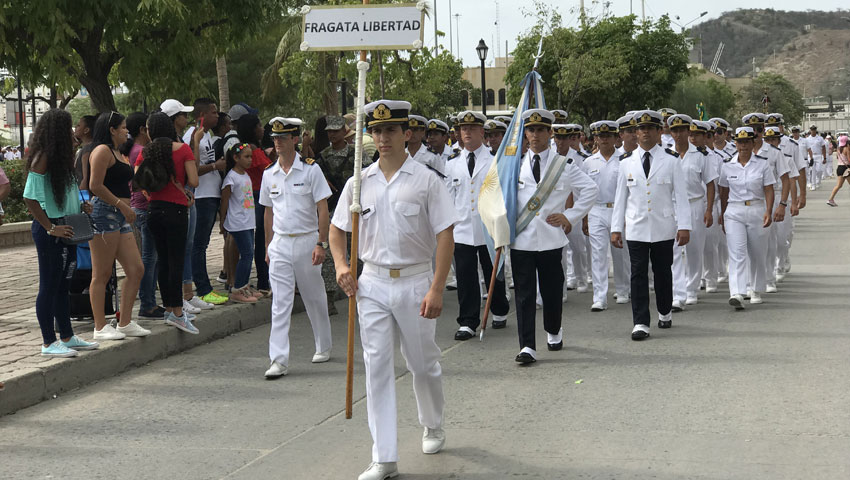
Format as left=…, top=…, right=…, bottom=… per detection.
left=641, top=0, right=645, bottom=22
left=448, top=0, right=453, bottom=56
left=434, top=0, right=438, bottom=53
left=454, top=13, right=461, bottom=59
left=16, top=73, right=24, bottom=146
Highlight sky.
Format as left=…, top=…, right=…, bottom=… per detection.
left=428, top=0, right=850, bottom=67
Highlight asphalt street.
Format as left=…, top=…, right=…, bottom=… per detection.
left=2, top=188, right=849, bottom=479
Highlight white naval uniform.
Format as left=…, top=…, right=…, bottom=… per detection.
left=582, top=149, right=630, bottom=306
left=564, top=148, right=591, bottom=290
left=778, top=136, right=807, bottom=273
left=437, top=143, right=454, bottom=167
left=672, top=144, right=718, bottom=302
left=807, top=134, right=827, bottom=188
left=661, top=133, right=675, bottom=150
left=260, top=154, right=333, bottom=367
left=407, top=143, right=446, bottom=176
left=703, top=146, right=729, bottom=288
left=719, top=154, right=776, bottom=296
left=331, top=157, right=458, bottom=463
left=757, top=143, right=792, bottom=289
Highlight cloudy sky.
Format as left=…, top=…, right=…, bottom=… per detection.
left=427, top=0, right=850, bottom=66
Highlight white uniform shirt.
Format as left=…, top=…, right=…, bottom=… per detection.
left=661, top=133, right=674, bottom=149
left=807, top=134, right=826, bottom=158
left=719, top=155, right=776, bottom=202
left=582, top=150, right=621, bottom=204
left=259, top=153, right=332, bottom=235
left=183, top=127, right=221, bottom=199
left=677, top=143, right=719, bottom=200
left=332, top=157, right=458, bottom=268
left=445, top=143, right=492, bottom=246
left=406, top=144, right=445, bottom=175
left=757, top=143, right=791, bottom=188
left=512, top=148, right=598, bottom=252
left=611, top=144, right=692, bottom=242
left=722, top=141, right=737, bottom=158
left=783, top=137, right=807, bottom=172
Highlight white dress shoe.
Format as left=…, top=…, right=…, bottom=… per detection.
left=615, top=294, right=630, bottom=304
left=729, top=295, right=745, bottom=310
left=358, top=462, right=398, bottom=480
left=311, top=350, right=331, bottom=363
left=264, top=361, right=288, bottom=378
left=422, top=427, right=446, bottom=454
left=590, top=301, right=607, bottom=312
left=749, top=292, right=763, bottom=304
left=765, top=284, right=777, bottom=293
left=576, top=284, right=588, bottom=293
left=685, top=297, right=698, bottom=305
left=705, top=284, right=718, bottom=293
left=671, top=300, right=685, bottom=312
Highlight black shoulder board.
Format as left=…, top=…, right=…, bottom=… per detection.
left=753, top=154, right=767, bottom=160
left=448, top=151, right=461, bottom=160
left=567, top=157, right=573, bottom=164
left=425, top=164, right=447, bottom=179
left=302, top=157, right=315, bottom=165
left=578, top=151, right=590, bottom=158
left=784, top=153, right=792, bottom=157
left=769, top=144, right=781, bottom=151
left=723, top=158, right=731, bottom=163
left=789, top=138, right=798, bottom=145
left=265, top=161, right=275, bottom=170
left=427, top=145, right=439, bottom=155
left=665, top=148, right=680, bottom=158
left=619, top=150, right=633, bottom=161
left=697, top=146, right=708, bottom=156
left=491, top=148, right=497, bottom=156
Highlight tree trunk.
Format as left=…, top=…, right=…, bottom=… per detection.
left=59, top=90, right=79, bottom=110
left=79, top=70, right=116, bottom=113
left=48, top=85, right=58, bottom=109
left=320, top=52, right=339, bottom=115
left=216, top=55, right=231, bottom=112
left=378, top=51, right=386, bottom=98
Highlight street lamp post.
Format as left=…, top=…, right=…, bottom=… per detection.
left=476, top=39, right=489, bottom=116
left=673, top=11, right=708, bottom=32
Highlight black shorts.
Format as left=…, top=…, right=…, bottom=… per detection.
left=838, top=165, right=850, bottom=177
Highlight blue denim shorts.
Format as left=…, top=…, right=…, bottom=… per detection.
left=91, top=198, right=133, bottom=235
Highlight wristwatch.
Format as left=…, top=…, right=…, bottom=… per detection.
left=779, top=201, right=788, bottom=207
left=317, top=241, right=329, bottom=249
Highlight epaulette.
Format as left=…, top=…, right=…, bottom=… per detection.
left=696, top=146, right=708, bottom=155
left=302, top=157, right=316, bottom=165
left=427, top=145, right=439, bottom=155
left=448, top=151, right=461, bottom=161
left=265, top=162, right=276, bottom=170
left=723, top=158, right=731, bottom=163
left=567, top=157, right=573, bottom=164
left=784, top=153, right=792, bottom=158
left=619, top=150, right=633, bottom=161
left=490, top=148, right=497, bottom=156
left=789, top=138, right=798, bottom=145
left=769, top=144, right=781, bottom=151
left=665, top=148, right=679, bottom=158
left=754, top=154, right=767, bottom=160
left=425, top=164, right=447, bottom=179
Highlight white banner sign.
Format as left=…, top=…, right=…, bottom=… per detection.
left=300, top=3, right=426, bottom=51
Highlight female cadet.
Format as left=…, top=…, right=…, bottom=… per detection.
left=718, top=127, right=776, bottom=310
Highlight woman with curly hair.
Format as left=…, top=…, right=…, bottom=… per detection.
left=144, top=112, right=200, bottom=333
left=87, top=111, right=149, bottom=340
left=23, top=109, right=100, bottom=357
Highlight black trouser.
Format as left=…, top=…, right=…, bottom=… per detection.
left=511, top=248, right=564, bottom=351
left=627, top=239, right=674, bottom=326
left=148, top=201, right=188, bottom=308
left=253, top=190, right=270, bottom=290
left=454, top=243, right=509, bottom=330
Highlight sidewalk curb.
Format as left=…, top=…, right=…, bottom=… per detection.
left=0, top=296, right=305, bottom=417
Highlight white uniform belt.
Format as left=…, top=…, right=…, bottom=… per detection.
left=594, top=202, right=615, bottom=208
left=688, top=197, right=706, bottom=203
left=729, top=200, right=760, bottom=206
left=277, top=232, right=312, bottom=237
left=363, top=262, right=431, bottom=279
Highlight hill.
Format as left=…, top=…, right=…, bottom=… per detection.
left=690, top=9, right=850, bottom=98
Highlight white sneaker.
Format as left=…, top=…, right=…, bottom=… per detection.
left=422, top=427, right=446, bottom=454
left=729, top=295, right=745, bottom=310
left=264, top=361, right=288, bottom=378
left=576, top=284, right=588, bottom=293
left=776, top=272, right=786, bottom=282
left=765, top=284, right=778, bottom=293
left=93, top=324, right=126, bottom=341
left=311, top=350, right=330, bottom=363
left=671, top=300, right=685, bottom=312
left=590, top=301, right=607, bottom=312
left=750, top=292, right=763, bottom=304
left=705, top=284, right=718, bottom=293
left=182, top=299, right=201, bottom=315
left=718, top=276, right=727, bottom=283
left=685, top=297, right=698, bottom=305
left=358, top=462, right=398, bottom=480
left=188, top=295, right=214, bottom=310
left=116, top=321, right=151, bottom=337
left=745, top=290, right=753, bottom=300
left=615, top=294, right=630, bottom=304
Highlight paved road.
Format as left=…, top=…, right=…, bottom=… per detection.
left=2, top=188, right=849, bottom=479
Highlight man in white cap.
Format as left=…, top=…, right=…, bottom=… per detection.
left=806, top=124, right=827, bottom=189
left=512, top=109, right=597, bottom=364
left=406, top=114, right=444, bottom=175
left=611, top=110, right=691, bottom=340
left=160, top=99, right=194, bottom=135
left=330, top=100, right=457, bottom=480
left=426, top=119, right=453, bottom=165
left=261, top=117, right=333, bottom=379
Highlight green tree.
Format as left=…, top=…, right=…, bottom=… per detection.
left=505, top=14, right=690, bottom=123
left=668, top=70, right=736, bottom=120
left=0, top=0, right=291, bottom=113
left=728, top=72, right=805, bottom=126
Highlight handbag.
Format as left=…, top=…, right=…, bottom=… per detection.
left=57, top=189, right=94, bottom=245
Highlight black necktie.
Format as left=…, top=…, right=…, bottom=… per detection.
left=467, top=152, right=475, bottom=177
left=532, top=154, right=541, bottom=183
left=642, top=151, right=651, bottom=176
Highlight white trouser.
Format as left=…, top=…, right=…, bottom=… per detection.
left=776, top=216, right=793, bottom=273
left=826, top=154, right=834, bottom=176
left=765, top=194, right=783, bottom=285
left=588, top=204, right=629, bottom=305
left=357, top=267, right=444, bottom=463
left=812, top=155, right=824, bottom=186
left=703, top=201, right=723, bottom=286
left=673, top=198, right=707, bottom=301
left=565, top=228, right=588, bottom=287
left=725, top=202, right=769, bottom=296
left=268, top=233, right=332, bottom=366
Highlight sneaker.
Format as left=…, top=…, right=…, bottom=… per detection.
left=165, top=312, right=199, bottom=334
left=182, top=299, right=202, bottom=315
left=188, top=295, right=214, bottom=310
left=765, top=284, right=778, bottom=293
left=744, top=290, right=753, bottom=300
left=827, top=200, right=837, bottom=207
left=311, top=350, right=331, bottom=363
left=718, top=276, right=728, bottom=283
left=117, top=321, right=151, bottom=337
left=139, top=306, right=166, bottom=318
left=615, top=294, right=630, bottom=304
left=216, top=271, right=227, bottom=283
left=93, top=324, right=126, bottom=341
left=776, top=272, right=786, bottom=282
left=264, top=361, right=288, bottom=378
left=590, top=301, right=607, bottom=312
left=201, top=292, right=228, bottom=305
left=576, top=284, right=589, bottom=293
left=749, top=292, right=763, bottom=304
left=422, top=427, right=446, bottom=454
left=729, top=295, right=745, bottom=310
left=41, top=341, right=79, bottom=357
left=358, top=462, right=398, bottom=480
left=60, top=335, right=100, bottom=351
left=685, top=296, right=698, bottom=305
left=671, top=300, right=685, bottom=312
left=246, top=286, right=265, bottom=299
left=230, top=288, right=258, bottom=304
left=705, top=284, right=718, bottom=293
